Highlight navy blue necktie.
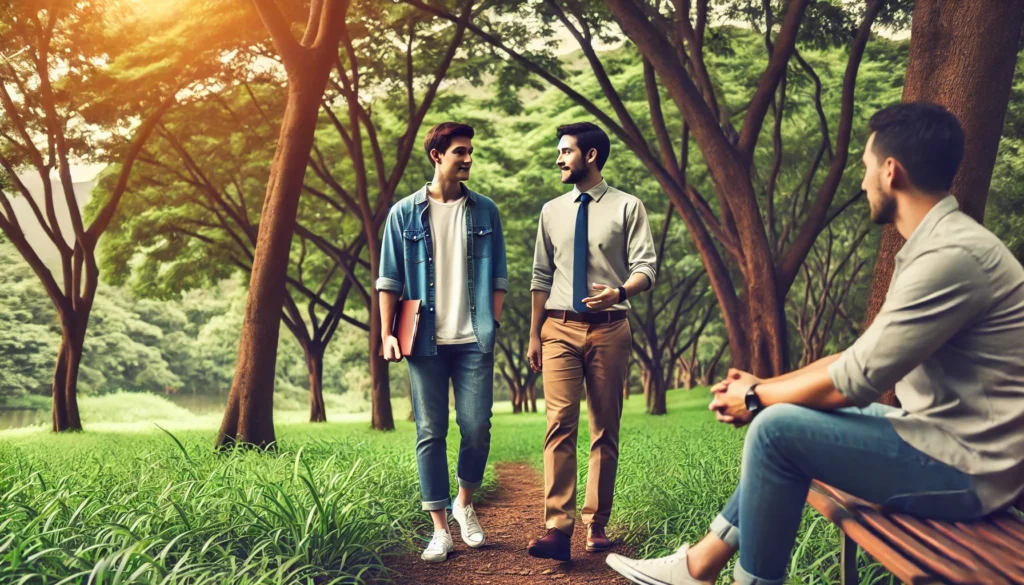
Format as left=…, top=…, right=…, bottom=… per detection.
left=573, top=192, right=592, bottom=313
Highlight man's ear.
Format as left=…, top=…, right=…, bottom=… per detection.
left=887, top=157, right=910, bottom=190
left=430, top=148, right=442, bottom=166
left=586, top=148, right=598, bottom=166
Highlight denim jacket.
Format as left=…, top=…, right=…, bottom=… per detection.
left=376, top=183, right=509, bottom=356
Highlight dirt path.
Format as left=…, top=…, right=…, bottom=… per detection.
left=387, top=462, right=633, bottom=585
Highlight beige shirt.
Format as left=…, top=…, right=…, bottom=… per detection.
left=829, top=195, right=1024, bottom=513
left=427, top=195, right=476, bottom=344
left=531, top=181, right=657, bottom=311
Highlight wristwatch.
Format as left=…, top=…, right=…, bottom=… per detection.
left=744, top=383, right=763, bottom=416
left=617, top=286, right=627, bottom=303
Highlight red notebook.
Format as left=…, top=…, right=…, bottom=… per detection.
left=392, top=300, right=421, bottom=356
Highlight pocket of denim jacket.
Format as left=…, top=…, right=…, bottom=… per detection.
left=403, top=229, right=426, bottom=264
left=473, top=225, right=493, bottom=259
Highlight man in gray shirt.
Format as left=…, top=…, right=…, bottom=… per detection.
left=607, top=103, right=1024, bottom=585
left=526, top=122, right=657, bottom=561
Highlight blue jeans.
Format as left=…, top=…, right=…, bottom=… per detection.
left=407, top=343, right=494, bottom=511
left=711, top=403, right=984, bottom=585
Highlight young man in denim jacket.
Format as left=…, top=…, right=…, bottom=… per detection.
left=377, top=122, right=508, bottom=562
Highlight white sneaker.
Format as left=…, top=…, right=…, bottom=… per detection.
left=606, top=544, right=712, bottom=585
left=421, top=530, right=454, bottom=562
left=452, top=501, right=486, bottom=548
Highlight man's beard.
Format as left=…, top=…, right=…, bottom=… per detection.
left=560, top=163, right=587, bottom=185
left=870, top=181, right=897, bottom=225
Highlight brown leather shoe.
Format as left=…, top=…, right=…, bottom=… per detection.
left=527, top=528, right=571, bottom=561
left=586, top=523, right=613, bottom=552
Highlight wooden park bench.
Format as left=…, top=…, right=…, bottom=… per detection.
left=807, top=481, right=1024, bottom=584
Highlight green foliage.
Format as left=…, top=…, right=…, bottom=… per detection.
left=0, top=246, right=59, bottom=400
left=987, top=49, right=1024, bottom=262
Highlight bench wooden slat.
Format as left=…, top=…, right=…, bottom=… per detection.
left=807, top=485, right=937, bottom=584
left=890, top=513, right=1021, bottom=583
left=991, top=514, right=1024, bottom=545
left=926, top=519, right=1024, bottom=578
left=856, top=506, right=1009, bottom=585
left=809, top=481, right=1024, bottom=584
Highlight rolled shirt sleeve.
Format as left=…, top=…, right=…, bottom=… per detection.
left=530, top=205, right=554, bottom=292
left=829, top=248, right=989, bottom=407
left=626, top=199, right=657, bottom=289
left=375, top=206, right=405, bottom=294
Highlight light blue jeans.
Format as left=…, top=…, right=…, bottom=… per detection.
left=711, top=403, right=984, bottom=585
left=406, top=343, right=494, bottom=511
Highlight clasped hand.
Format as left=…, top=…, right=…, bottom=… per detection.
left=708, top=368, right=761, bottom=428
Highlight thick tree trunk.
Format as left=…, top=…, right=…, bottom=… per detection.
left=307, top=345, right=326, bottom=423
left=369, top=262, right=395, bottom=430
left=862, top=0, right=1024, bottom=407
left=52, top=313, right=85, bottom=432
left=218, top=76, right=329, bottom=449
left=64, top=328, right=84, bottom=430
left=527, top=381, right=537, bottom=413
left=643, top=364, right=668, bottom=415
left=50, top=337, right=70, bottom=432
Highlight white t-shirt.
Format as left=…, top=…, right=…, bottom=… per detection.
left=427, top=195, right=477, bottom=345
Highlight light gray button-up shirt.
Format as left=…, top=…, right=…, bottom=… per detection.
left=829, top=195, right=1024, bottom=513
left=530, top=181, right=657, bottom=311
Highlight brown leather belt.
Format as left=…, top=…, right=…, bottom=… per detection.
left=546, top=310, right=627, bottom=324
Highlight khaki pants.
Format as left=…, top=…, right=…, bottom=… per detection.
left=541, top=316, right=631, bottom=534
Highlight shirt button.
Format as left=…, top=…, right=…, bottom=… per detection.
left=429, top=307, right=434, bottom=312
left=430, top=282, right=434, bottom=287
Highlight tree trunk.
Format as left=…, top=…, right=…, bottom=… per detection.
left=368, top=252, right=395, bottom=429
left=862, top=0, right=1024, bottom=407
left=511, top=378, right=524, bottom=413
left=307, top=345, right=326, bottom=423
left=51, top=312, right=85, bottom=432
left=50, top=337, right=70, bottom=432
left=643, top=364, right=668, bottom=415
left=217, top=76, right=329, bottom=449
left=64, top=327, right=84, bottom=430
left=527, top=381, right=537, bottom=413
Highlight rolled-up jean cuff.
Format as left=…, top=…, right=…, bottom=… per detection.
left=422, top=497, right=450, bottom=512
left=734, top=562, right=786, bottom=585
left=710, top=514, right=740, bottom=549
left=457, top=476, right=483, bottom=490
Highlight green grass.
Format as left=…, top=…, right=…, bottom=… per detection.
left=0, top=389, right=893, bottom=584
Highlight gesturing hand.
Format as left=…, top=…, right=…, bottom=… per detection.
left=581, top=283, right=620, bottom=311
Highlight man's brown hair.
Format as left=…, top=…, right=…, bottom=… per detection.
left=424, top=122, right=475, bottom=166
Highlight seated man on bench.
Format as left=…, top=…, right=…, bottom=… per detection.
left=605, top=102, right=1024, bottom=585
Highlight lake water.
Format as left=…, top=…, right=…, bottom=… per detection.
left=0, top=408, right=49, bottom=430
left=0, top=393, right=229, bottom=430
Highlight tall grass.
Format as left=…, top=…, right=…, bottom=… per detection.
left=0, top=390, right=892, bottom=584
